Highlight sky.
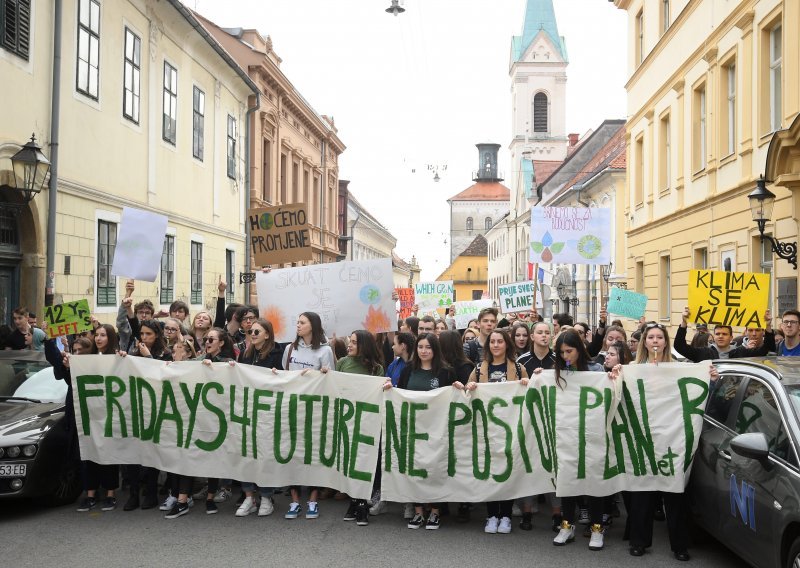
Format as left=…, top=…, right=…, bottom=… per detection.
left=194, top=0, right=629, bottom=280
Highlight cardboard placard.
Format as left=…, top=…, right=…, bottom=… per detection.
left=453, top=299, right=495, bottom=329
left=606, top=287, right=648, bottom=320
left=687, top=269, right=769, bottom=328
left=498, top=280, right=543, bottom=313
left=249, top=204, right=313, bottom=266
left=396, top=287, right=415, bottom=319
left=44, top=299, right=92, bottom=338
left=414, top=281, right=453, bottom=315
left=530, top=207, right=612, bottom=265
left=110, top=207, right=168, bottom=282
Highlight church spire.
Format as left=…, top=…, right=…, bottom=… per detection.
left=511, top=0, right=567, bottom=63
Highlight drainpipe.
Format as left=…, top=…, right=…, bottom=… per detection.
left=244, top=92, right=260, bottom=303
left=320, top=139, right=327, bottom=262
left=45, top=0, right=63, bottom=308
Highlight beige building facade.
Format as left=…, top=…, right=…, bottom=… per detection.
left=0, top=0, right=258, bottom=323
left=613, top=0, right=800, bottom=325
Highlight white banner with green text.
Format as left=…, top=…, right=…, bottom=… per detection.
left=70, top=355, right=384, bottom=500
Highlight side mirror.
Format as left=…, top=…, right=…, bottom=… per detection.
left=731, top=432, right=770, bottom=464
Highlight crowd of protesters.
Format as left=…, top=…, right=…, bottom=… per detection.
left=9, top=277, right=798, bottom=561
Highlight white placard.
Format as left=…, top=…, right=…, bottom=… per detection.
left=453, top=299, right=495, bottom=328
left=498, top=280, right=543, bottom=313
left=110, top=207, right=168, bottom=282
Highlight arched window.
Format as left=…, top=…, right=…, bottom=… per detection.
left=485, top=217, right=492, bottom=230
left=533, top=93, right=548, bottom=133
left=466, top=217, right=473, bottom=234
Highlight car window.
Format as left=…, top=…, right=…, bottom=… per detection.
left=705, top=373, right=745, bottom=425
left=736, top=378, right=795, bottom=465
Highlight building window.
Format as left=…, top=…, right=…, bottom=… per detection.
left=77, top=0, right=100, bottom=99
left=484, top=217, right=492, bottom=230
left=1, top=0, right=31, bottom=60
left=262, top=140, right=271, bottom=201
left=693, top=83, right=706, bottom=172
left=162, top=62, right=177, bottom=145
left=722, top=62, right=736, bottom=156
left=769, top=25, right=782, bottom=133
left=192, top=87, right=204, bottom=160
left=635, top=10, right=644, bottom=66
left=190, top=241, right=202, bottom=304
left=532, top=93, right=548, bottom=133
left=122, top=27, right=141, bottom=123
left=97, top=220, right=117, bottom=306
left=634, top=134, right=644, bottom=204
left=159, top=234, right=174, bottom=304
left=660, top=255, right=671, bottom=319
left=466, top=217, right=473, bottom=234
left=635, top=260, right=644, bottom=294
left=658, top=114, right=670, bottom=191
left=225, top=249, right=235, bottom=304
left=661, top=0, right=670, bottom=34
left=693, top=247, right=708, bottom=269
left=227, top=115, right=236, bottom=179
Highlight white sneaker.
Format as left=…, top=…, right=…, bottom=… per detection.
left=258, top=497, right=274, bottom=517
left=553, top=521, right=575, bottom=545
left=235, top=496, right=257, bottom=517
left=213, top=488, right=231, bottom=503
left=403, top=503, right=415, bottom=519
left=159, top=495, right=177, bottom=511
left=498, top=516, right=512, bottom=534
left=484, top=516, right=499, bottom=534
left=512, top=502, right=522, bottom=517
left=589, top=524, right=605, bottom=550
left=369, top=500, right=388, bottom=515
left=369, top=489, right=381, bottom=507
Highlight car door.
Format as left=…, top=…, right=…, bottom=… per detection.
left=690, top=372, right=747, bottom=537
left=719, top=376, right=798, bottom=568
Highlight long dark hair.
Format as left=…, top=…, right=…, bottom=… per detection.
left=554, top=330, right=592, bottom=389
left=93, top=323, right=119, bottom=355
left=293, top=311, right=327, bottom=350
left=412, top=332, right=445, bottom=375
left=206, top=327, right=235, bottom=360
left=350, top=330, right=382, bottom=376
left=138, top=320, right=167, bottom=358
left=511, top=322, right=531, bottom=357
left=244, top=318, right=276, bottom=361
left=607, top=340, right=632, bottom=367
left=482, top=329, right=515, bottom=364
left=393, top=332, right=416, bottom=360
left=438, top=330, right=469, bottom=367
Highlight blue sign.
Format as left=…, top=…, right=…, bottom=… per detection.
left=606, top=287, right=648, bottom=320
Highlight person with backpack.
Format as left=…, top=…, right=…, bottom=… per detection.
left=458, top=329, right=528, bottom=535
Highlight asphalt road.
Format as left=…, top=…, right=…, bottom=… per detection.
left=1, top=495, right=749, bottom=568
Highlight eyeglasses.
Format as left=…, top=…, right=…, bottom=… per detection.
left=242, top=315, right=256, bottom=322
left=204, top=337, right=218, bottom=343
left=247, top=329, right=261, bottom=337
left=783, top=320, right=800, bottom=326
left=164, top=327, right=179, bottom=333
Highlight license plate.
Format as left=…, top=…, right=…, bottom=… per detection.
left=0, top=463, right=26, bottom=477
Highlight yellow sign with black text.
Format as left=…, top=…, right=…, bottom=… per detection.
left=687, top=269, right=769, bottom=328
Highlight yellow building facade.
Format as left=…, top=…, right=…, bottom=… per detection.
left=614, top=0, right=800, bottom=325
left=0, top=0, right=258, bottom=323
left=436, top=235, right=488, bottom=304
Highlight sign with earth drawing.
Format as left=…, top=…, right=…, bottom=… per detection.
left=529, top=207, right=611, bottom=265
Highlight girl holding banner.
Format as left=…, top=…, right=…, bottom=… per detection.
left=460, top=330, right=529, bottom=535
left=533, top=330, right=606, bottom=549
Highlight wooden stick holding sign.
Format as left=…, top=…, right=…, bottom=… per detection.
left=531, top=263, right=539, bottom=310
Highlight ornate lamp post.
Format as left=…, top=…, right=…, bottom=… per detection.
left=748, top=176, right=797, bottom=269
left=1, top=134, right=51, bottom=202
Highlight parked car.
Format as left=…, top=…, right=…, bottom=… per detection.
left=690, top=357, right=800, bottom=568
left=0, top=350, right=80, bottom=506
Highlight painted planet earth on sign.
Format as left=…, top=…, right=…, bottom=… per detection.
left=359, top=284, right=382, bottom=305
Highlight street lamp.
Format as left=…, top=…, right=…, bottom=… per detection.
left=601, top=263, right=612, bottom=283
left=748, top=175, right=797, bottom=269
left=1, top=134, right=51, bottom=203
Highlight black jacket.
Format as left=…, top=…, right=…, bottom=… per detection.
left=237, top=343, right=284, bottom=369
left=674, top=326, right=772, bottom=362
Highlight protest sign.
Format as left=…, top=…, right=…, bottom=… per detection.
left=498, top=280, right=543, bottom=313
left=414, top=281, right=453, bottom=315
left=530, top=207, right=611, bottom=265
left=606, top=287, right=648, bottom=320
left=255, top=258, right=395, bottom=342
left=43, top=299, right=92, bottom=338
left=396, top=287, right=415, bottom=319
left=687, top=269, right=769, bottom=328
left=453, top=299, right=495, bottom=329
left=70, top=355, right=383, bottom=500
left=248, top=204, right=313, bottom=266
left=547, top=363, right=710, bottom=496
left=111, top=207, right=168, bottom=281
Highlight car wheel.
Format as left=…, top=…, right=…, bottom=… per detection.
left=41, top=459, right=81, bottom=507
left=787, top=537, right=800, bottom=568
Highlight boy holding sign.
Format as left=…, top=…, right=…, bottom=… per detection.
left=675, top=306, right=773, bottom=362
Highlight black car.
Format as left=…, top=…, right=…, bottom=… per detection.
left=0, top=350, right=81, bottom=505
left=690, top=357, right=800, bottom=568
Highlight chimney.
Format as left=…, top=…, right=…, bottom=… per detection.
left=473, top=143, right=503, bottom=182
left=568, top=133, right=579, bottom=147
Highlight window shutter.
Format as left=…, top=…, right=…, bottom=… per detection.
left=16, top=0, right=29, bottom=58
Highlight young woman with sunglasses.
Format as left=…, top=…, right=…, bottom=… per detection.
left=234, top=319, right=283, bottom=518
left=282, top=312, right=334, bottom=521
left=458, top=329, right=528, bottom=535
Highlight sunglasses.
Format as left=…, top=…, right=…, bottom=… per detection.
left=246, top=329, right=262, bottom=336
left=204, top=337, right=218, bottom=343
left=645, top=323, right=666, bottom=331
